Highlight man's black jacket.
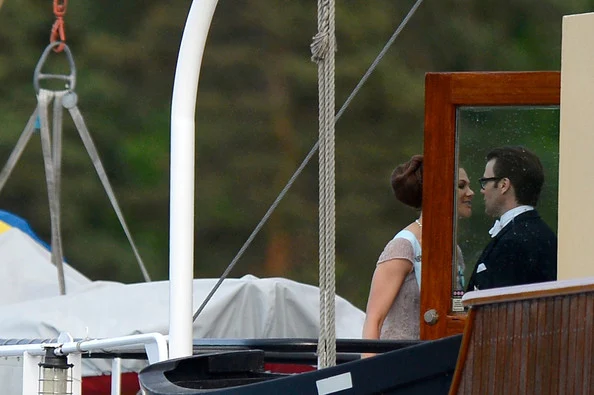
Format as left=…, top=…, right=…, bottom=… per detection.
left=467, top=210, right=557, bottom=291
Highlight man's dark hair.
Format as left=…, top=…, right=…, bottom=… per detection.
left=487, top=146, right=544, bottom=206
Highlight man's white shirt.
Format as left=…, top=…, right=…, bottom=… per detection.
left=488, top=205, right=534, bottom=238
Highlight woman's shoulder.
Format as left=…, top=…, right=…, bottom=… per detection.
left=392, top=228, right=421, bottom=248
left=378, top=230, right=419, bottom=265
left=393, top=228, right=415, bottom=240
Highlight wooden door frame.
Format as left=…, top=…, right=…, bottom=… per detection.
left=421, top=71, right=561, bottom=340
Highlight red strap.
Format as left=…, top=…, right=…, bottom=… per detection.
left=49, top=0, right=68, bottom=52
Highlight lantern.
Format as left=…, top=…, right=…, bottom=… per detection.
left=38, top=346, right=73, bottom=395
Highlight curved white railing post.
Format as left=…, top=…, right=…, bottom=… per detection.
left=58, top=333, right=169, bottom=364
left=169, top=0, right=219, bottom=359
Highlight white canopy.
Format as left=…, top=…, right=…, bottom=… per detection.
left=0, top=276, right=364, bottom=342
left=0, top=227, right=365, bottom=379
left=0, top=227, right=91, bottom=306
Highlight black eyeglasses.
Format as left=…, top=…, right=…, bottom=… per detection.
left=478, top=177, right=503, bottom=190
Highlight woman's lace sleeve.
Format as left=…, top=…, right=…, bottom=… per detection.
left=377, top=237, right=414, bottom=266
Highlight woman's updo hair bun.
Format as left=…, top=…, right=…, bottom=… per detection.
left=390, top=154, right=423, bottom=209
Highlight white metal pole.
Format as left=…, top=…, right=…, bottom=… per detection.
left=111, top=358, right=122, bottom=395
left=69, top=353, right=82, bottom=395
left=168, top=0, right=219, bottom=359
left=21, top=352, right=43, bottom=395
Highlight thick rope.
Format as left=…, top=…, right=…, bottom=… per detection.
left=312, top=0, right=337, bottom=369
left=191, top=0, right=424, bottom=323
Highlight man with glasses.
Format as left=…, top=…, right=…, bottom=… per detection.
left=467, top=146, right=557, bottom=291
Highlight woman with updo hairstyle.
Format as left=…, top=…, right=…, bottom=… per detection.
left=391, top=155, right=423, bottom=210
left=362, top=155, right=424, bottom=352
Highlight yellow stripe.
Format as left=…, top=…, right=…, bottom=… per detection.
left=0, top=221, right=11, bottom=234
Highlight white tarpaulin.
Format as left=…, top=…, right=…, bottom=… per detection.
left=0, top=227, right=91, bottom=305
left=0, top=227, right=365, bottom=382
left=0, top=276, right=364, bottom=342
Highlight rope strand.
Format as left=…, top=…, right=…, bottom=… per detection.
left=313, top=0, right=337, bottom=369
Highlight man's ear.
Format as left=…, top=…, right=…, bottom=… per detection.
left=499, top=177, right=512, bottom=194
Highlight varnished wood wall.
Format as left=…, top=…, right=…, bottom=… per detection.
left=450, top=278, right=594, bottom=394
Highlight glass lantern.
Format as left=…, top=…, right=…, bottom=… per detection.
left=38, top=347, right=73, bottom=395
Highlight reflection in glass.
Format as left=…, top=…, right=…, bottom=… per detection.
left=453, top=106, right=559, bottom=307
left=452, top=168, right=475, bottom=312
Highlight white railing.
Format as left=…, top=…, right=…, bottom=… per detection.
left=0, top=332, right=168, bottom=395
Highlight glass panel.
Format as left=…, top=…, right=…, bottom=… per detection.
left=452, top=106, right=560, bottom=311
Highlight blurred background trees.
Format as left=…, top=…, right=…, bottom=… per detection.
left=0, top=0, right=593, bottom=309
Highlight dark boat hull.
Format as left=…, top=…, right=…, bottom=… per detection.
left=139, top=334, right=462, bottom=394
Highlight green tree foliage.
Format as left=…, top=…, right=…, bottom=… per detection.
left=1, top=0, right=593, bottom=309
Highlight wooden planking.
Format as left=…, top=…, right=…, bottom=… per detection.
left=449, top=308, right=476, bottom=395
left=518, top=302, right=528, bottom=393
left=558, top=297, right=570, bottom=395
left=566, top=295, right=578, bottom=394
left=471, top=309, right=483, bottom=394
left=451, top=288, right=594, bottom=394
left=509, top=299, right=522, bottom=395
left=550, top=297, right=562, bottom=393
left=574, top=294, right=586, bottom=393
left=527, top=301, right=539, bottom=393
left=495, top=301, right=512, bottom=394
left=535, top=295, right=552, bottom=395
left=583, top=295, right=594, bottom=393
left=485, top=306, right=496, bottom=394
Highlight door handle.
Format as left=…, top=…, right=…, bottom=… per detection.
left=423, top=309, right=439, bottom=325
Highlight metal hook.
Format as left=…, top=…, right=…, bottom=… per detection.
left=33, top=41, right=77, bottom=93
